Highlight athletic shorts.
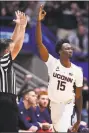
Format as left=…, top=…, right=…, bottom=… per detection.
left=50, top=100, right=75, bottom=132
left=0, top=92, right=18, bottom=132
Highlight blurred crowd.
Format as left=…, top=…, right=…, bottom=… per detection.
left=0, top=1, right=88, bottom=61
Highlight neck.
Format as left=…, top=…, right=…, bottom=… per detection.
left=23, top=100, right=31, bottom=109
left=39, top=105, right=45, bottom=111
left=60, top=56, right=71, bottom=68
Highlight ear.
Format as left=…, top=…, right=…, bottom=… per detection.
left=25, top=94, right=29, bottom=100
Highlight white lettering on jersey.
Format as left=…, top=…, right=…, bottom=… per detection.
left=45, top=54, right=83, bottom=103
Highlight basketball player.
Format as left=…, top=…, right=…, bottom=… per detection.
left=35, top=5, right=83, bottom=132
left=0, top=11, right=27, bottom=132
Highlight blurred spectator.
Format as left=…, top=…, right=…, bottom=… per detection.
left=43, top=1, right=59, bottom=33
left=35, top=91, right=53, bottom=132
left=17, top=75, right=33, bottom=101
left=18, top=83, right=40, bottom=132
left=71, top=2, right=80, bottom=14
left=25, top=2, right=37, bottom=26
left=40, top=86, right=47, bottom=92
left=24, top=74, right=33, bottom=82
left=25, top=1, right=46, bottom=27
left=34, top=88, right=41, bottom=95
left=81, top=109, right=88, bottom=124
left=56, top=2, right=78, bottom=40
left=1, top=8, right=7, bottom=16
left=68, top=23, right=88, bottom=61
left=78, top=121, right=89, bottom=132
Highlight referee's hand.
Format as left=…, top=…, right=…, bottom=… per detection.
left=37, top=5, right=46, bottom=21
left=13, top=10, right=27, bottom=28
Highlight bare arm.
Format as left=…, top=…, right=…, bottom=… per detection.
left=10, top=11, right=27, bottom=60
left=11, top=11, right=21, bottom=41
left=36, top=5, right=49, bottom=62
left=11, top=26, right=26, bottom=60
left=75, top=87, right=83, bottom=122
left=11, top=24, right=20, bottom=41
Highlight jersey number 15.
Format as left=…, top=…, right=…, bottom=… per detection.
left=57, top=80, right=66, bottom=91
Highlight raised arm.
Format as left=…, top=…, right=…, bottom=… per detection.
left=36, top=5, right=49, bottom=62
left=10, top=11, right=27, bottom=60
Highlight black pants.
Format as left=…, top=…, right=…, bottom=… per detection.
left=0, top=92, right=18, bottom=132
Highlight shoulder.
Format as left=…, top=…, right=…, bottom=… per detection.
left=45, top=54, right=58, bottom=65
left=0, top=52, right=12, bottom=65
left=29, top=106, right=37, bottom=113
left=68, top=32, right=77, bottom=38
left=72, top=63, right=82, bottom=70
left=18, top=101, right=24, bottom=110
left=1, top=52, right=11, bottom=59
left=35, top=105, right=40, bottom=112
left=71, top=63, right=83, bottom=74
left=35, top=106, right=40, bottom=112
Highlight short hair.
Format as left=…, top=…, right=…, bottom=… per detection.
left=0, top=38, right=13, bottom=55
left=38, top=91, right=48, bottom=99
left=55, top=39, right=70, bottom=54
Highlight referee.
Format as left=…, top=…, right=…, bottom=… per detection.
left=0, top=11, right=27, bottom=132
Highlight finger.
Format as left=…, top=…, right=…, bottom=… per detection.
left=23, top=13, right=26, bottom=19
left=40, top=5, right=44, bottom=9
left=22, top=13, right=25, bottom=20
left=71, top=128, right=77, bottom=133
left=17, top=10, right=20, bottom=16
left=20, top=12, right=23, bottom=18
left=42, top=12, right=46, bottom=18
left=71, top=127, right=75, bottom=132
left=15, top=11, right=18, bottom=18
left=43, top=11, right=46, bottom=16
left=18, top=10, right=22, bottom=17
left=42, top=10, right=46, bottom=14
left=39, top=5, right=44, bottom=11
left=21, top=12, right=25, bottom=18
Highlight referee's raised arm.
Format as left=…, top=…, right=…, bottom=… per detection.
left=36, top=5, right=49, bottom=62
left=10, top=11, right=27, bottom=60
left=0, top=10, right=27, bottom=132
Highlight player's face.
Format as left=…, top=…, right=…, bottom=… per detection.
left=28, top=91, right=37, bottom=105
left=39, top=95, right=49, bottom=108
left=60, top=43, right=73, bottom=58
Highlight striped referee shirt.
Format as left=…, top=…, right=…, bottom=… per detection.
left=0, top=52, right=16, bottom=94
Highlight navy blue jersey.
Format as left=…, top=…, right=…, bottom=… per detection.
left=35, top=106, right=52, bottom=124
left=18, top=101, right=40, bottom=130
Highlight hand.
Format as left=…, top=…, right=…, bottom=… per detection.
left=68, top=121, right=80, bottom=133
left=29, top=126, right=38, bottom=132
left=42, top=123, right=50, bottom=130
left=13, top=10, right=27, bottom=28
left=37, top=5, right=46, bottom=21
